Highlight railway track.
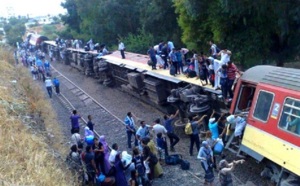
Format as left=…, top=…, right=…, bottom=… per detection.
left=49, top=65, right=257, bottom=186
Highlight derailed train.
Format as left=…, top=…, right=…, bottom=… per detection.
left=42, top=40, right=299, bottom=185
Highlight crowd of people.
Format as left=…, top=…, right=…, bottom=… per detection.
left=65, top=105, right=247, bottom=186
left=118, top=40, right=242, bottom=103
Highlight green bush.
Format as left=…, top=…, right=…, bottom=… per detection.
left=122, top=28, right=154, bottom=54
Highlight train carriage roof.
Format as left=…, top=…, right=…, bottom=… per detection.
left=241, top=65, right=300, bottom=91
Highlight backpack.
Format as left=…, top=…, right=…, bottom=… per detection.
left=180, top=160, right=190, bottom=170
left=149, top=153, right=158, bottom=165
left=165, top=154, right=182, bottom=165
left=170, top=65, right=176, bottom=76
left=187, top=70, right=196, bottom=78
left=185, top=122, right=193, bottom=135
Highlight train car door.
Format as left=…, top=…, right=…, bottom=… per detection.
left=231, top=81, right=256, bottom=114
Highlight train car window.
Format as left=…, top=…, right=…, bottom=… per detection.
left=253, top=91, right=274, bottom=122
left=279, top=98, right=300, bottom=136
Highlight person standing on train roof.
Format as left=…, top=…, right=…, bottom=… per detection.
left=208, top=41, right=218, bottom=59
left=227, top=61, right=242, bottom=100
left=124, top=112, right=138, bottom=149
left=161, top=43, right=169, bottom=69
left=217, top=49, right=232, bottom=65
left=118, top=39, right=126, bottom=59
left=167, top=41, right=175, bottom=52
left=70, top=110, right=81, bottom=134
left=208, top=57, right=221, bottom=90
left=147, top=46, right=157, bottom=70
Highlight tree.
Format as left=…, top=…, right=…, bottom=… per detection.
left=174, top=0, right=300, bottom=67
left=60, top=0, right=81, bottom=32
left=3, top=17, right=26, bottom=46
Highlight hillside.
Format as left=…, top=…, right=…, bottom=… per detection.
left=0, top=47, right=74, bottom=185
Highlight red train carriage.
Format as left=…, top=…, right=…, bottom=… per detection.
left=231, top=66, right=300, bottom=185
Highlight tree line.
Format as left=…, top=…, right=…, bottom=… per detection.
left=3, top=0, right=300, bottom=68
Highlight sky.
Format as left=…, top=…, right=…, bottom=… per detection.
left=0, top=0, right=66, bottom=18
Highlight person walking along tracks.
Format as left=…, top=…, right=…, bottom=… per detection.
left=70, top=110, right=81, bottom=134
left=45, top=77, right=53, bottom=98
left=53, top=77, right=60, bottom=95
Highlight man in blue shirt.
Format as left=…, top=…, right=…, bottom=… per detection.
left=189, top=115, right=207, bottom=156
left=124, top=112, right=138, bottom=148
left=164, top=110, right=180, bottom=151
left=147, top=46, right=157, bottom=70
left=53, top=77, right=60, bottom=95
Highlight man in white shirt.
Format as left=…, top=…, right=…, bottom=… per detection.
left=118, top=39, right=125, bottom=59
left=71, top=128, right=82, bottom=145
left=45, top=77, right=53, bottom=98
left=109, top=143, right=119, bottom=166
left=208, top=57, right=221, bottom=90
left=209, top=41, right=217, bottom=58
left=218, top=49, right=232, bottom=65
left=152, top=118, right=168, bottom=137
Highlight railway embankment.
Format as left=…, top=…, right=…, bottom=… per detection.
left=0, top=47, right=75, bottom=185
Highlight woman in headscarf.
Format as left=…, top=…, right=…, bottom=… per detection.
left=142, top=138, right=163, bottom=179
left=114, top=153, right=130, bottom=186
left=99, top=135, right=111, bottom=174
left=218, top=159, right=245, bottom=186
left=84, top=126, right=94, bottom=146
left=197, top=141, right=215, bottom=185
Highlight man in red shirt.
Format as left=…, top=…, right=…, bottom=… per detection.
left=227, top=61, right=242, bottom=100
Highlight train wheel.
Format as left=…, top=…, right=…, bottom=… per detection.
left=260, top=161, right=281, bottom=184
left=279, top=172, right=300, bottom=186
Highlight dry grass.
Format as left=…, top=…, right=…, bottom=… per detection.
left=0, top=46, right=76, bottom=185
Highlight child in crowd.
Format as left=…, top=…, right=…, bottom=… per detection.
left=132, top=148, right=146, bottom=186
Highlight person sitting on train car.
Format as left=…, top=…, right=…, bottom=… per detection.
left=218, top=159, right=245, bottom=186
left=189, top=115, right=208, bottom=156
left=156, top=54, right=165, bottom=69
left=287, top=110, right=300, bottom=135
left=226, top=61, right=242, bottom=100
